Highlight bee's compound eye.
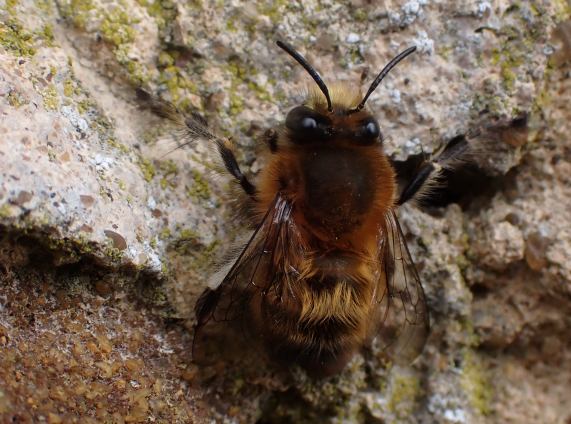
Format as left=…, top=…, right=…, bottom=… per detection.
left=285, top=106, right=331, bottom=143
left=301, top=117, right=317, bottom=129
left=364, top=120, right=380, bottom=138
left=353, top=118, right=381, bottom=145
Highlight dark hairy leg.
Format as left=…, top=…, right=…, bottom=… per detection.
left=136, top=88, right=257, bottom=197
left=397, top=136, right=470, bottom=206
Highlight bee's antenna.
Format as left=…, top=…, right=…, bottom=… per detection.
left=353, top=46, right=416, bottom=112
left=276, top=40, right=333, bottom=113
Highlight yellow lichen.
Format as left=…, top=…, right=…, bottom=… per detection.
left=159, top=227, right=171, bottom=240
left=461, top=350, right=493, bottom=416
left=39, top=23, right=55, bottom=46
left=42, top=84, right=59, bottom=111
left=100, top=9, right=137, bottom=46
left=136, top=0, right=177, bottom=32
left=186, top=170, right=211, bottom=200
left=77, top=99, right=95, bottom=114
left=157, top=51, right=174, bottom=68
left=257, top=1, right=287, bottom=24
left=179, top=228, right=198, bottom=240
left=107, top=137, right=129, bottom=154
left=159, top=158, right=180, bottom=189
left=138, top=158, right=156, bottom=182
left=0, top=204, right=14, bottom=218
left=63, top=79, right=75, bottom=97
left=104, top=246, right=124, bottom=262
left=7, top=90, right=27, bottom=107
left=158, top=65, right=198, bottom=104
left=386, top=374, right=421, bottom=418
left=0, top=19, right=37, bottom=56
left=58, top=0, right=95, bottom=29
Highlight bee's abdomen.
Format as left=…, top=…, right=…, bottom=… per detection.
left=263, top=313, right=363, bottom=377
left=259, top=266, right=373, bottom=376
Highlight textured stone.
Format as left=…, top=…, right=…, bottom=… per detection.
left=1, top=0, right=570, bottom=423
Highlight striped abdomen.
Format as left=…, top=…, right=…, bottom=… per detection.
left=253, top=253, right=376, bottom=377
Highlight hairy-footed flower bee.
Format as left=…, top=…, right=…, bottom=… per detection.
left=139, top=40, right=468, bottom=377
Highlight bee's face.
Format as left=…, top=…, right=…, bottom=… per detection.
left=284, top=105, right=382, bottom=147
left=275, top=40, right=416, bottom=151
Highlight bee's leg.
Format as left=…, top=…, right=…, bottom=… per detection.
left=135, top=88, right=256, bottom=196
left=397, top=136, right=469, bottom=205
left=216, top=138, right=257, bottom=196
left=397, top=162, right=437, bottom=205
left=263, top=128, right=278, bottom=153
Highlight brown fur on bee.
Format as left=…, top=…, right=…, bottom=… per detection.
left=249, top=86, right=397, bottom=375
left=139, top=41, right=469, bottom=378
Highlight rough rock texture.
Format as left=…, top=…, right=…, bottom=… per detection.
left=1, top=0, right=570, bottom=423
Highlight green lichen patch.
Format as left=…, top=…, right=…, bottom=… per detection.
left=137, top=277, right=176, bottom=315
left=42, top=84, right=59, bottom=111
left=502, top=63, right=517, bottom=93
left=157, top=50, right=174, bottom=68
left=104, top=245, right=124, bottom=263
left=247, top=79, right=271, bottom=102
left=63, top=78, right=75, bottom=97
left=33, top=0, right=53, bottom=14
left=136, top=0, right=177, bottom=33
left=256, top=1, right=288, bottom=25
left=191, top=239, right=219, bottom=268
left=38, top=23, right=55, bottom=47
left=158, top=159, right=178, bottom=190
left=100, top=9, right=137, bottom=46
left=159, top=227, right=171, bottom=240
left=168, top=227, right=199, bottom=256
left=228, top=88, right=244, bottom=116
left=475, top=1, right=564, bottom=118
left=113, top=44, right=149, bottom=86
left=553, top=0, right=571, bottom=18
left=57, top=0, right=95, bottom=29
left=138, top=157, right=156, bottom=182
left=461, top=350, right=493, bottom=416
left=7, top=89, right=28, bottom=108
left=5, top=0, right=19, bottom=12
left=471, top=90, right=510, bottom=117
left=107, top=137, right=130, bottom=154
left=226, top=58, right=267, bottom=115
left=351, top=8, right=368, bottom=22
left=174, top=237, right=219, bottom=268
left=179, top=228, right=198, bottom=241
left=0, top=204, right=15, bottom=219
left=0, top=19, right=37, bottom=57
left=77, top=98, right=96, bottom=114
left=186, top=169, right=211, bottom=201
left=58, top=0, right=150, bottom=85
left=157, top=64, right=199, bottom=106
left=386, top=374, right=421, bottom=418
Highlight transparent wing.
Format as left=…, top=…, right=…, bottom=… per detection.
left=192, top=193, right=301, bottom=365
left=373, top=209, right=429, bottom=364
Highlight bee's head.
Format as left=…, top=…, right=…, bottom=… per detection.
left=284, top=89, right=381, bottom=146
left=277, top=40, right=415, bottom=147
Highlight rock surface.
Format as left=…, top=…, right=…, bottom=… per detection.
left=1, top=0, right=570, bottom=423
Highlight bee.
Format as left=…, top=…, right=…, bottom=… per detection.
left=139, top=40, right=468, bottom=377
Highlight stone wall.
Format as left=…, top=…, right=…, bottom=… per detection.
left=1, top=0, right=570, bottom=422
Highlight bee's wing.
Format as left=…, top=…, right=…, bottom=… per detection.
left=192, top=193, right=299, bottom=364
left=373, top=210, right=430, bottom=364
